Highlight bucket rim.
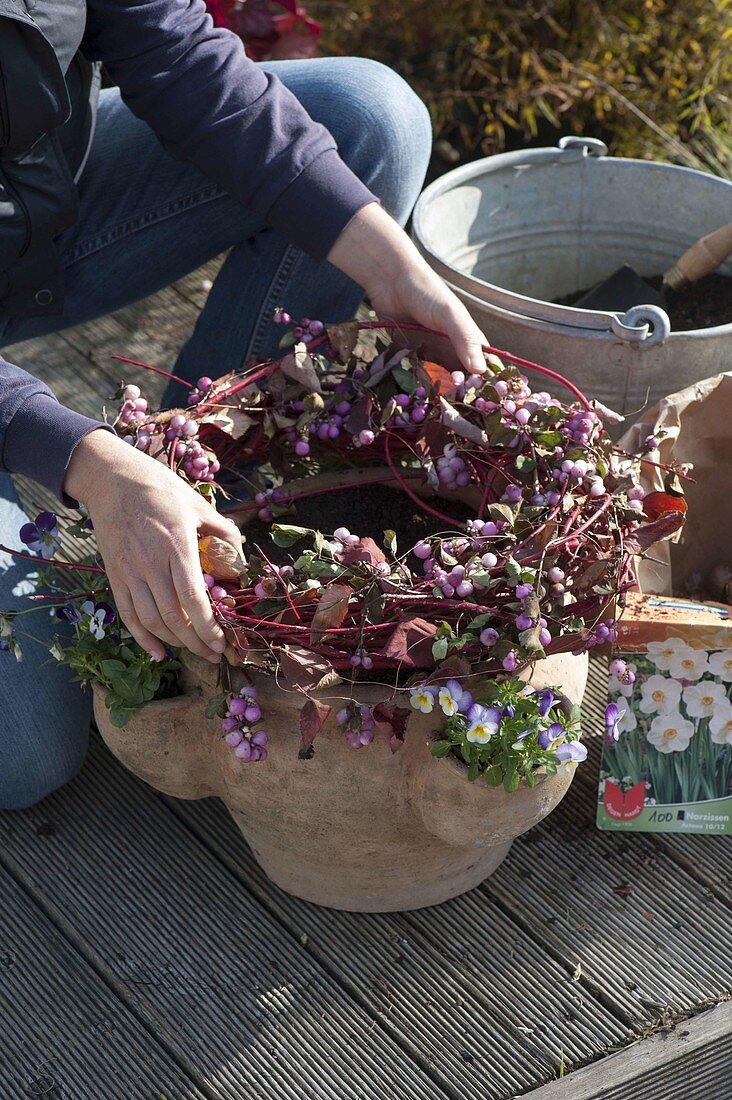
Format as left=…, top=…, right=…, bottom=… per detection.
left=413, top=145, right=732, bottom=339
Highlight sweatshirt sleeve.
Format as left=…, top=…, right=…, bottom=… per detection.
left=0, top=357, right=111, bottom=501
left=83, top=0, right=377, bottom=260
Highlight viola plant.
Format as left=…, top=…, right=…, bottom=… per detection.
left=419, top=677, right=583, bottom=792
left=1, top=315, right=688, bottom=783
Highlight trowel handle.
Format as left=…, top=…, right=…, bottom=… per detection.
left=664, top=221, right=732, bottom=290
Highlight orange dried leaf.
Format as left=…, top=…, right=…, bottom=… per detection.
left=199, top=535, right=247, bottom=581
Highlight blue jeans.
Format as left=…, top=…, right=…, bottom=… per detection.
left=0, top=58, right=432, bottom=809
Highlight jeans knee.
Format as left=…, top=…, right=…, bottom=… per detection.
left=0, top=720, right=89, bottom=811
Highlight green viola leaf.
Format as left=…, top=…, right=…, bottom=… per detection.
left=431, top=740, right=453, bottom=758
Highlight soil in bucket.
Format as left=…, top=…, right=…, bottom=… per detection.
left=555, top=272, right=732, bottom=331
left=243, top=482, right=473, bottom=566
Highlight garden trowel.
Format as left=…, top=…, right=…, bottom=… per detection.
left=575, top=219, right=732, bottom=312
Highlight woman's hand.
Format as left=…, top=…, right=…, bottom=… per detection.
left=64, top=430, right=243, bottom=663
left=327, top=202, right=488, bottom=374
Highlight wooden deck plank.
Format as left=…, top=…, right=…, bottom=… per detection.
left=522, top=1000, right=732, bottom=1100
left=0, top=865, right=207, bottom=1100
left=170, top=793, right=628, bottom=1097
left=486, top=661, right=732, bottom=1029
left=0, top=739, right=452, bottom=1100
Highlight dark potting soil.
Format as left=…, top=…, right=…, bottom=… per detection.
left=243, top=481, right=473, bottom=565
left=554, top=272, right=732, bottom=331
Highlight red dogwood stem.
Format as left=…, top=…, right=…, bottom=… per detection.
left=111, top=354, right=193, bottom=389
left=0, top=545, right=106, bottom=574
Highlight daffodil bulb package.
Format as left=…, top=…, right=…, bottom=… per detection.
left=598, top=373, right=732, bottom=835
left=598, top=595, right=732, bottom=834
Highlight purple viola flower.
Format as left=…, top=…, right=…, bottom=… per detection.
left=465, top=704, right=502, bottom=744
left=535, top=689, right=555, bottom=717
left=537, top=722, right=563, bottom=750
left=604, top=702, right=625, bottom=743
left=479, top=627, right=499, bottom=648
left=19, top=511, right=59, bottom=556
left=554, top=740, right=588, bottom=774
left=56, top=603, right=82, bottom=624
left=437, top=678, right=473, bottom=717
left=80, top=600, right=116, bottom=640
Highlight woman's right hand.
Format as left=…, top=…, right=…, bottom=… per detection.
left=64, top=429, right=243, bottom=663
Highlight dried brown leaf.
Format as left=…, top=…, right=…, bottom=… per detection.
left=299, top=698, right=332, bottom=758
left=279, top=645, right=338, bottom=691
left=382, top=617, right=437, bottom=668
left=279, top=343, right=321, bottom=393
left=310, top=584, right=352, bottom=645
left=199, top=535, right=248, bottom=581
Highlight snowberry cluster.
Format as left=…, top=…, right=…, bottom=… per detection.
left=186, top=375, right=214, bottom=407
left=252, top=562, right=294, bottom=599
left=220, top=685, right=268, bottom=762
left=253, top=486, right=291, bottom=523
left=414, top=526, right=502, bottom=601
left=203, top=572, right=237, bottom=608
left=164, top=413, right=221, bottom=483
left=273, top=309, right=324, bottom=343
left=119, top=385, right=152, bottom=450
left=583, top=619, right=618, bottom=648
left=336, top=702, right=375, bottom=749
left=383, top=385, right=429, bottom=431
left=563, top=407, right=601, bottom=447
left=436, top=444, right=471, bottom=489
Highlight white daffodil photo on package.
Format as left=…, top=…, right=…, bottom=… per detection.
left=600, top=636, right=732, bottom=825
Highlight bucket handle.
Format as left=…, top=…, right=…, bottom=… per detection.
left=558, top=135, right=608, bottom=157
left=610, top=304, right=671, bottom=348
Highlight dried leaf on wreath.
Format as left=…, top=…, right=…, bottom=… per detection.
left=199, top=409, right=256, bottom=439
left=336, top=537, right=387, bottom=567
left=516, top=520, right=559, bottom=560
left=343, top=394, right=373, bottom=436
left=417, top=358, right=455, bottom=395
left=424, top=654, right=471, bottom=686
left=382, top=617, right=437, bottom=668
left=310, top=584, right=352, bottom=645
left=365, top=346, right=409, bottom=389
left=626, top=510, right=686, bottom=554
left=372, top=702, right=411, bottom=752
left=326, top=321, right=359, bottom=363
left=572, top=559, right=611, bottom=593
left=641, top=490, right=688, bottom=522
left=299, top=698, right=332, bottom=758
left=279, top=343, right=322, bottom=393
left=199, top=536, right=248, bottom=581
left=279, top=645, right=338, bottom=692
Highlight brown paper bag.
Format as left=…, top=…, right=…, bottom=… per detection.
left=619, top=372, right=732, bottom=597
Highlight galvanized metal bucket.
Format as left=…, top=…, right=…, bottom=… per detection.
left=412, top=136, right=732, bottom=419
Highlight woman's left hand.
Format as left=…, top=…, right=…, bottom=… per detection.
left=327, top=201, right=489, bottom=374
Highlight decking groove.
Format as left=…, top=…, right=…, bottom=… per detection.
left=0, top=740, right=451, bottom=1100
left=0, top=862, right=208, bottom=1099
